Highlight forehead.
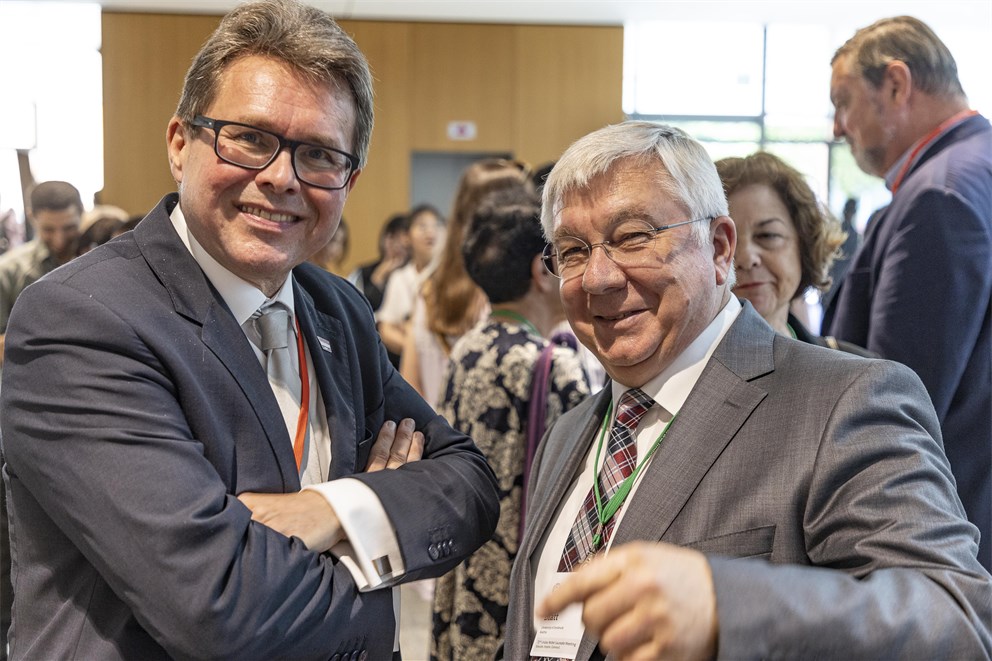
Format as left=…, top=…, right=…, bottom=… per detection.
left=829, top=54, right=860, bottom=99
left=33, top=207, right=82, bottom=227
left=211, top=55, right=356, bottom=145
left=554, top=159, right=686, bottom=237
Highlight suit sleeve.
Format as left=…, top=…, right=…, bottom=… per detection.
left=709, top=360, right=991, bottom=659
left=0, top=279, right=398, bottom=660
left=865, top=189, right=992, bottom=420
left=345, top=333, right=501, bottom=583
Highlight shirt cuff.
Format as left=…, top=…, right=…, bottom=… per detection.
left=303, top=477, right=406, bottom=592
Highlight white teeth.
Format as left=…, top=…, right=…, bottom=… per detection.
left=241, top=206, right=297, bottom=223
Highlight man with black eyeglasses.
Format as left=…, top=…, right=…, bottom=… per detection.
left=501, top=120, right=990, bottom=661
left=0, top=1, right=498, bottom=659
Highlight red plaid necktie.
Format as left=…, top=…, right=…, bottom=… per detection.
left=558, top=388, right=654, bottom=572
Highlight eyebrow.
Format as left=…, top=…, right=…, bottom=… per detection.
left=233, top=116, right=343, bottom=150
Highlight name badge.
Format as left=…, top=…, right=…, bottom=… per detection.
left=530, top=573, right=585, bottom=659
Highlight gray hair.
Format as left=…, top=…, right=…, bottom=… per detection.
left=541, top=121, right=729, bottom=244
left=833, top=16, right=965, bottom=99
left=175, top=0, right=375, bottom=166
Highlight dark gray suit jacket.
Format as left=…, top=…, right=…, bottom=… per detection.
left=1, top=194, right=499, bottom=660
left=504, top=304, right=990, bottom=660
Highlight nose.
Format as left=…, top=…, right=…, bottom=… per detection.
left=735, top=238, right=760, bottom=270
left=832, top=113, right=845, bottom=140
left=256, top=147, right=301, bottom=193
left=580, top=244, right=626, bottom=294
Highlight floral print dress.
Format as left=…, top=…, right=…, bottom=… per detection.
left=430, top=319, right=590, bottom=661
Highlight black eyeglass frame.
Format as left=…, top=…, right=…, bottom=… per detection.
left=190, top=115, right=359, bottom=191
left=542, top=216, right=713, bottom=278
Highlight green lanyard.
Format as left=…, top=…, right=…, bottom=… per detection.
left=490, top=309, right=540, bottom=336
left=590, top=398, right=676, bottom=551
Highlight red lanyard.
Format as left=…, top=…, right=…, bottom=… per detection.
left=293, top=317, right=310, bottom=472
left=891, top=109, right=977, bottom=194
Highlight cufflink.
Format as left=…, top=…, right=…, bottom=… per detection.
left=372, top=555, right=392, bottom=577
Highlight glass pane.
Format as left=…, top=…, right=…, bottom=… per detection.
left=0, top=2, right=103, bottom=207
left=764, top=114, right=833, bottom=142
left=624, top=22, right=765, bottom=117
left=764, top=142, right=830, bottom=203
left=765, top=24, right=834, bottom=120
left=664, top=120, right=762, bottom=143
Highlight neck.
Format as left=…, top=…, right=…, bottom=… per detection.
left=491, top=293, right=561, bottom=337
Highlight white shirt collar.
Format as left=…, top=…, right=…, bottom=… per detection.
left=611, top=295, right=742, bottom=417
left=169, top=203, right=295, bottom=324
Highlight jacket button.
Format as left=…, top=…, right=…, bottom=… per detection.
left=428, top=543, right=439, bottom=560
left=358, top=651, right=368, bottom=661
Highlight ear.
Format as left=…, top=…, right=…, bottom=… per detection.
left=344, top=168, right=362, bottom=193
left=166, top=117, right=189, bottom=184
left=711, top=215, right=736, bottom=286
left=531, top=253, right=554, bottom=294
left=883, top=60, right=912, bottom=106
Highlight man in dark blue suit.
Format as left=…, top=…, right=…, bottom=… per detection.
left=0, top=1, right=498, bottom=659
left=825, top=15, right=991, bottom=571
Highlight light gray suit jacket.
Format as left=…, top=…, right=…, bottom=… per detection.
left=504, top=303, right=991, bottom=660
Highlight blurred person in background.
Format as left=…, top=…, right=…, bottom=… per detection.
left=350, top=212, right=410, bottom=367
left=825, top=15, right=991, bottom=570
left=308, top=216, right=349, bottom=276
left=349, top=211, right=410, bottom=312
left=431, top=190, right=589, bottom=661
left=716, top=152, right=874, bottom=356
left=402, top=159, right=532, bottom=408
left=376, top=204, right=445, bottom=360
left=0, top=180, right=82, bottom=368
left=77, top=204, right=130, bottom=255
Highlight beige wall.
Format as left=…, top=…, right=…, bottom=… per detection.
left=101, top=13, right=623, bottom=272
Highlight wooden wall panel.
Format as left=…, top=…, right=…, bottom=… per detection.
left=101, top=12, right=220, bottom=215
left=338, top=20, right=414, bottom=269
left=99, top=13, right=622, bottom=272
left=514, top=25, right=625, bottom=167
left=408, top=23, right=517, bottom=152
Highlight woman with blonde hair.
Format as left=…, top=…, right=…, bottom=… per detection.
left=401, top=159, right=533, bottom=406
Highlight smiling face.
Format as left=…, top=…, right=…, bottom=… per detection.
left=729, top=183, right=802, bottom=334
left=554, top=158, right=735, bottom=387
left=830, top=54, right=897, bottom=177
left=167, top=55, right=360, bottom=295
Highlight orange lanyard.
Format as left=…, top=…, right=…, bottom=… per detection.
left=293, top=317, right=310, bottom=472
left=891, top=109, right=977, bottom=194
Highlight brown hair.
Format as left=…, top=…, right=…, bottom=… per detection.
left=422, top=159, right=532, bottom=342
left=716, top=152, right=845, bottom=296
left=175, top=0, right=374, bottom=166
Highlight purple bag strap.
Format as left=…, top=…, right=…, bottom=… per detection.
left=521, top=331, right=578, bottom=540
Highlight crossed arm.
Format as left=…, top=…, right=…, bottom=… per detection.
left=238, top=417, right=425, bottom=551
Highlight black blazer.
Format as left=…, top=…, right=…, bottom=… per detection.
left=1, top=194, right=499, bottom=660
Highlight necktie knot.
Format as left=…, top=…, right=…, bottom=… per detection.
left=255, top=304, right=291, bottom=352
left=615, top=387, right=653, bottom=430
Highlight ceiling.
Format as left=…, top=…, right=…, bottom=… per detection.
left=23, top=0, right=992, bottom=29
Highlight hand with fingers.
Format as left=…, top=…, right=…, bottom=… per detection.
left=237, top=418, right=425, bottom=551
left=537, top=541, right=719, bottom=661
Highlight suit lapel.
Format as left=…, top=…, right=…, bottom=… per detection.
left=293, top=283, right=360, bottom=480
left=576, top=304, right=774, bottom=661
left=521, top=389, right=612, bottom=566
left=134, top=195, right=301, bottom=491
left=613, top=304, right=773, bottom=548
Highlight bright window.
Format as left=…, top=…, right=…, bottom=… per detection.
left=0, top=1, right=102, bottom=241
